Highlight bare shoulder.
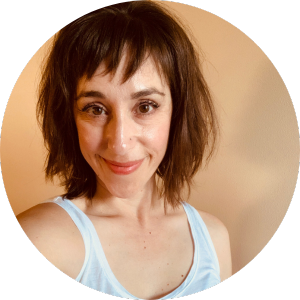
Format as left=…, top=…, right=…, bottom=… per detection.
left=17, top=202, right=73, bottom=240
left=17, top=202, right=85, bottom=279
left=197, top=210, right=228, bottom=239
left=18, top=202, right=67, bottom=226
left=197, top=209, right=232, bottom=282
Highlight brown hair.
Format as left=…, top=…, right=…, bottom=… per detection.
left=37, top=1, right=218, bottom=208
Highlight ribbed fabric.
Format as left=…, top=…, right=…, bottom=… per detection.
left=44, top=196, right=220, bottom=298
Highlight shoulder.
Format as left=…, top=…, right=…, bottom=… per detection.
left=17, top=201, right=72, bottom=237
left=17, top=201, right=85, bottom=279
left=196, top=209, right=232, bottom=282
left=197, top=210, right=228, bottom=240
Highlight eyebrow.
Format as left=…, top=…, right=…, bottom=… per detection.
left=76, top=90, right=106, bottom=100
left=76, top=87, right=165, bottom=101
left=131, top=88, right=165, bottom=99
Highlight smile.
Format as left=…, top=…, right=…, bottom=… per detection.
left=103, top=158, right=144, bottom=175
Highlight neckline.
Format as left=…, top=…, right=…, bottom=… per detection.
left=66, top=199, right=199, bottom=299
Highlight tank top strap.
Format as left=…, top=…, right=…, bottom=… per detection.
left=42, top=196, right=96, bottom=281
left=181, top=202, right=220, bottom=276
left=43, top=196, right=91, bottom=240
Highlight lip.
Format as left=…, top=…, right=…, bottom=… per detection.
left=103, top=158, right=144, bottom=175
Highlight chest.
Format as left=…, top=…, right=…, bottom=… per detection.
left=90, top=216, right=194, bottom=299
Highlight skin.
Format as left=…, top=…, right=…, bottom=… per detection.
left=17, top=55, right=232, bottom=299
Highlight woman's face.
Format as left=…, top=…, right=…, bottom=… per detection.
left=74, top=56, right=172, bottom=199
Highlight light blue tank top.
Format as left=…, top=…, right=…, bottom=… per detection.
left=46, top=196, right=220, bottom=298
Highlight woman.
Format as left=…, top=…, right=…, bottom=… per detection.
left=17, top=1, right=231, bottom=299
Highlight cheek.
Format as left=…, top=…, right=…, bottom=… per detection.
left=144, top=119, right=171, bottom=156
left=76, top=121, right=103, bottom=154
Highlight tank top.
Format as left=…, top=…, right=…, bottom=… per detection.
left=44, top=196, right=220, bottom=298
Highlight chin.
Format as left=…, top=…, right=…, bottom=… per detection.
left=96, top=170, right=157, bottom=199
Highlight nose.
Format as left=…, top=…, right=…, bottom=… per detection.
left=105, top=110, right=136, bottom=155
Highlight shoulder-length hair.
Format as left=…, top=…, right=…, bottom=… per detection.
left=37, top=0, right=218, bottom=209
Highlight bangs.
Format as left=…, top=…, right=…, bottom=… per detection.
left=61, top=6, right=173, bottom=87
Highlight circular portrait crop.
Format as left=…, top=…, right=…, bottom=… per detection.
left=1, top=1, right=299, bottom=299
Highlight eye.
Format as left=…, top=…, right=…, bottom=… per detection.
left=90, top=106, right=105, bottom=115
left=139, top=104, right=152, bottom=114
left=81, top=104, right=106, bottom=116
left=137, top=101, right=159, bottom=114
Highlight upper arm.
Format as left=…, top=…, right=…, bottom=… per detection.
left=17, top=203, right=70, bottom=268
left=17, top=203, right=85, bottom=279
left=197, top=210, right=232, bottom=281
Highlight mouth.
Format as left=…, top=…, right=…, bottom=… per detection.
left=103, top=158, right=144, bottom=175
